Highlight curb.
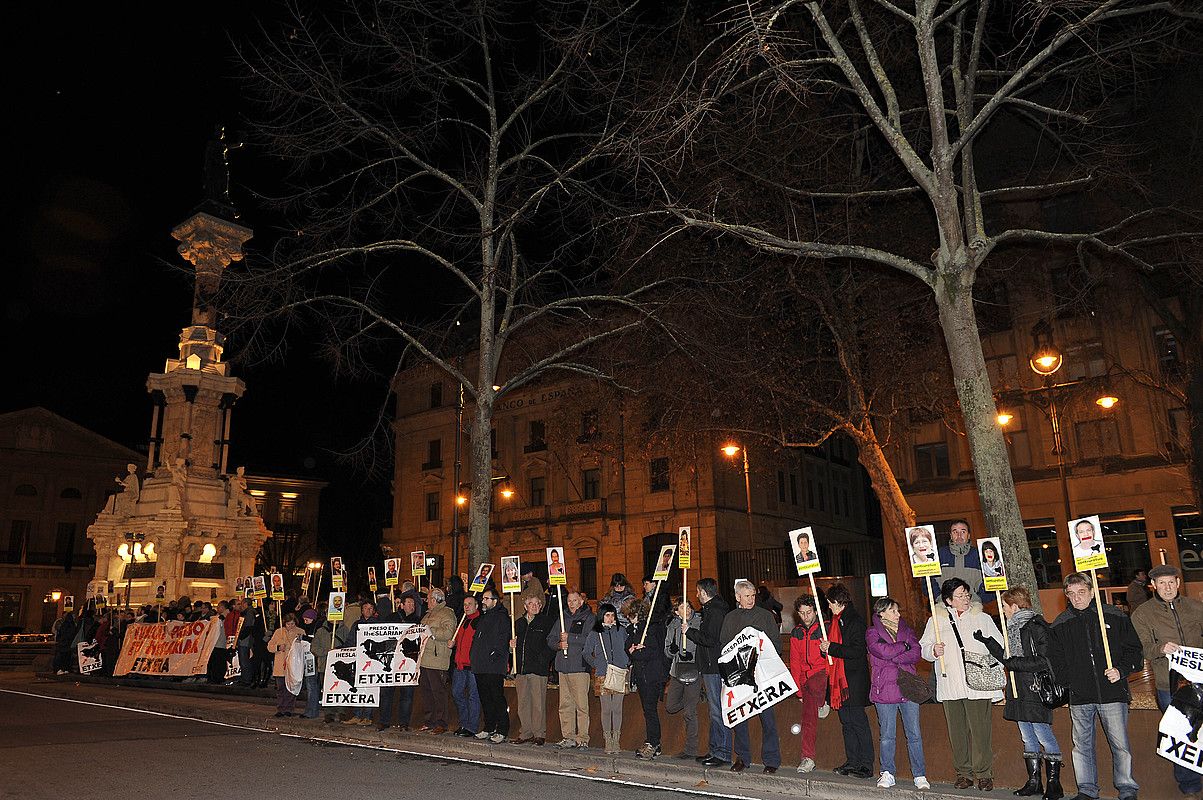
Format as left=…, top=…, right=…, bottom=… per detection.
left=21, top=676, right=1015, bottom=799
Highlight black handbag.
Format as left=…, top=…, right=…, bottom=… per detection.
left=1030, top=657, right=1068, bottom=708
left=897, top=668, right=934, bottom=704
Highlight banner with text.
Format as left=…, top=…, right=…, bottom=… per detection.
left=355, top=623, right=430, bottom=688
left=322, top=646, right=379, bottom=707
left=717, top=625, right=797, bottom=728
left=113, top=620, right=222, bottom=677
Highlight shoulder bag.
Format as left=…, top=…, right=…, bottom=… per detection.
left=595, top=629, right=631, bottom=695
left=1029, top=656, right=1068, bottom=708
left=897, top=667, right=934, bottom=704
left=947, top=611, right=1006, bottom=692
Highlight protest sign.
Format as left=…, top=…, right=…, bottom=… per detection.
left=87, top=580, right=106, bottom=600
left=652, top=544, right=676, bottom=582
left=906, top=526, right=941, bottom=578
left=789, top=527, right=821, bottom=577
left=63, top=596, right=74, bottom=613
left=331, top=556, right=345, bottom=590
left=979, top=537, right=1008, bottom=592
left=270, top=573, right=285, bottom=601
left=354, top=623, right=430, bottom=687
left=114, top=620, right=222, bottom=676
left=1071, top=515, right=1108, bottom=572
left=678, top=527, right=691, bottom=570
left=385, top=558, right=401, bottom=586
left=717, top=626, right=798, bottom=728
left=328, top=592, right=346, bottom=621
left=96, top=594, right=108, bottom=609
left=77, top=641, right=103, bottom=674
left=322, top=646, right=379, bottom=707
left=469, top=563, right=494, bottom=593
left=251, top=575, right=267, bottom=600
left=1157, top=648, right=1203, bottom=776
left=367, top=566, right=378, bottom=594
left=501, top=556, right=521, bottom=595
left=409, top=551, right=425, bottom=578
left=546, top=547, right=567, bottom=586
left=299, top=568, right=311, bottom=596
left=224, top=632, right=241, bottom=680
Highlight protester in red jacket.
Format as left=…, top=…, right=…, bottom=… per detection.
left=789, top=594, right=827, bottom=774
left=450, top=596, right=482, bottom=736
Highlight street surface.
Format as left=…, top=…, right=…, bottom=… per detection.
left=0, top=691, right=785, bottom=800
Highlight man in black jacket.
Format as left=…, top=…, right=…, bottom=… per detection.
left=511, top=594, right=554, bottom=744
left=821, top=584, right=873, bottom=780
left=687, top=577, right=731, bottom=767
left=471, top=589, right=513, bottom=742
left=1049, top=572, right=1143, bottom=800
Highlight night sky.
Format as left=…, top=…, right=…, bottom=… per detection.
left=4, top=5, right=391, bottom=548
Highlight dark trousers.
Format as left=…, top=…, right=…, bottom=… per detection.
left=1159, top=689, right=1202, bottom=794
left=378, top=685, right=415, bottom=728
left=419, top=667, right=450, bottom=728
left=638, top=679, right=667, bottom=746
left=734, top=705, right=781, bottom=768
left=476, top=673, right=510, bottom=735
left=275, top=677, right=297, bottom=713
left=838, top=704, right=875, bottom=770
left=206, top=647, right=227, bottom=683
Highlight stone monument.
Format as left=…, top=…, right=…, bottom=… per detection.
left=86, top=170, right=271, bottom=605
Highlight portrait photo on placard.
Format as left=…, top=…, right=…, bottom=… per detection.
left=546, top=546, right=567, bottom=585
left=1070, top=514, right=1108, bottom=572
left=678, top=527, right=692, bottom=569
left=501, top=556, right=521, bottom=594
left=384, top=559, right=398, bottom=580
left=978, top=537, right=1008, bottom=592
left=789, top=527, right=821, bottom=576
left=470, top=562, right=495, bottom=592
left=906, top=525, right=942, bottom=578
left=652, top=544, right=676, bottom=582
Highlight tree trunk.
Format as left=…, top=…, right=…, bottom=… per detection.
left=934, top=274, right=1041, bottom=611
left=853, top=424, right=922, bottom=626
left=467, top=394, right=494, bottom=576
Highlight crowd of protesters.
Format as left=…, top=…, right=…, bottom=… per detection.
left=52, top=552, right=1203, bottom=800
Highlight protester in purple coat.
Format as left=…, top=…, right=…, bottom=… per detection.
left=865, top=597, right=928, bottom=790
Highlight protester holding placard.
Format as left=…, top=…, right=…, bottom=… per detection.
left=547, top=590, right=595, bottom=749
left=416, top=588, right=456, bottom=734
left=689, top=578, right=732, bottom=768
left=343, top=600, right=384, bottom=726
left=789, top=594, right=828, bottom=775
left=471, top=588, right=513, bottom=743
left=512, top=593, right=554, bottom=745
left=451, top=595, right=483, bottom=737
left=267, top=613, right=306, bottom=717
left=1049, top=573, right=1143, bottom=800
left=822, top=584, right=874, bottom=781
left=719, top=580, right=782, bottom=774
left=375, top=595, right=421, bottom=732
left=629, top=597, right=670, bottom=760
left=866, top=597, right=929, bottom=791
left=583, top=602, right=631, bottom=754
left=920, top=578, right=1004, bottom=791
left=974, top=586, right=1064, bottom=799
left=664, top=599, right=704, bottom=761
left=1131, top=564, right=1203, bottom=799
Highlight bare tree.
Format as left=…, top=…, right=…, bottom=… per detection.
left=234, top=0, right=670, bottom=572
left=636, top=0, right=1201, bottom=603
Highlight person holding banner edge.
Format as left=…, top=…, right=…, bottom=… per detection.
left=720, top=580, right=782, bottom=774
left=1130, top=564, right=1203, bottom=800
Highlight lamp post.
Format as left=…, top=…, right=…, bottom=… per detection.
left=122, top=531, right=145, bottom=613
left=722, top=443, right=760, bottom=582
left=451, top=382, right=464, bottom=577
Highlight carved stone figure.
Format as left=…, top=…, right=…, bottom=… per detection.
left=228, top=466, right=256, bottom=517
left=110, top=464, right=140, bottom=515
left=166, top=456, right=188, bottom=511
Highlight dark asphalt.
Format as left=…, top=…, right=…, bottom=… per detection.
left=0, top=692, right=752, bottom=800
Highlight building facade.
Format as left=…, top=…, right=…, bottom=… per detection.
left=383, top=363, right=882, bottom=602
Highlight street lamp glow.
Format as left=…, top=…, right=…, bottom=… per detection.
left=456, top=494, right=467, bottom=506
left=996, top=411, right=1014, bottom=426
left=721, top=444, right=741, bottom=457
left=500, top=487, right=514, bottom=499
left=1095, top=394, right=1119, bottom=410
left=1029, top=349, right=1063, bottom=376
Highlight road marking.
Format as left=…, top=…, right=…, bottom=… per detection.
left=3, top=688, right=758, bottom=799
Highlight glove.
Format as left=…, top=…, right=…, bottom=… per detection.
left=972, top=630, right=988, bottom=643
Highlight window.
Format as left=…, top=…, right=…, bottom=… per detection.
left=579, top=409, right=599, bottom=442
left=1169, top=408, right=1190, bottom=452
left=841, top=487, right=851, bottom=517
left=777, top=471, right=786, bottom=503
left=806, top=478, right=816, bottom=509
left=423, top=439, right=442, bottom=470
left=1155, top=329, right=1181, bottom=377
left=1075, top=419, right=1120, bottom=460
left=490, top=428, right=498, bottom=460
left=60, top=487, right=82, bottom=500
left=649, top=457, right=670, bottom=493
left=279, top=503, right=298, bottom=524
left=975, top=280, right=1013, bottom=335
left=425, top=492, right=440, bottom=522
left=525, top=420, right=547, bottom=453
left=529, top=476, right=546, bottom=506
left=1024, top=521, right=1060, bottom=590
left=5, top=520, right=30, bottom=563
left=789, top=474, right=799, bottom=506
left=914, top=442, right=951, bottom=479
left=14, top=484, right=36, bottom=497
left=429, top=382, right=443, bottom=409
left=1064, top=341, right=1107, bottom=381
left=1049, top=262, right=1096, bottom=317
left=579, top=556, right=598, bottom=600
left=1001, top=411, right=1032, bottom=468
left=55, top=522, right=76, bottom=567
left=582, top=468, right=601, bottom=500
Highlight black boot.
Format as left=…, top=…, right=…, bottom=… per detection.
left=1014, top=753, right=1042, bottom=796
left=1042, top=756, right=1064, bottom=800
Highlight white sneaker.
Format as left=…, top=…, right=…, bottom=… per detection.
left=817, top=702, right=830, bottom=719
left=914, top=776, right=930, bottom=790
left=555, top=738, right=577, bottom=749
left=796, top=757, right=815, bottom=773
left=474, top=730, right=490, bottom=739
left=489, top=733, right=506, bottom=743
left=876, top=771, right=895, bottom=788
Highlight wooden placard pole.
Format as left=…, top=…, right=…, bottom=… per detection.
left=639, top=580, right=664, bottom=646
left=997, top=589, right=1016, bottom=696
left=313, top=571, right=323, bottom=607
left=926, top=578, right=946, bottom=676
left=509, top=593, right=518, bottom=674
left=807, top=572, right=833, bottom=665
left=1091, top=569, right=1113, bottom=670
left=557, top=585, right=567, bottom=655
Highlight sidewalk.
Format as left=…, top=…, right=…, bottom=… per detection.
left=12, top=671, right=1021, bottom=800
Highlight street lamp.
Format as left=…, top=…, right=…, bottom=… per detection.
left=721, top=442, right=760, bottom=581
left=1029, top=319, right=1063, bottom=376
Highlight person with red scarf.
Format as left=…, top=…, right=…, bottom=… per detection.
left=820, top=584, right=874, bottom=780
left=789, top=594, right=828, bottom=774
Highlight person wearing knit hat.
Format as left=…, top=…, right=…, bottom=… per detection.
left=1132, top=563, right=1203, bottom=800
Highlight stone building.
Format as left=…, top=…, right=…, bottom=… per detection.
left=382, top=363, right=882, bottom=601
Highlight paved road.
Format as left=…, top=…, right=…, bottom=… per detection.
left=0, top=692, right=769, bottom=800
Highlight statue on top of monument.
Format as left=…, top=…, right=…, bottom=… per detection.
left=227, top=466, right=257, bottom=517
left=108, top=463, right=140, bottom=515
left=165, top=455, right=189, bottom=512
left=203, top=124, right=243, bottom=213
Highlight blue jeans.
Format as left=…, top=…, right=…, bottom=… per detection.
left=1069, top=702, right=1138, bottom=799
left=875, top=701, right=925, bottom=777
left=236, top=640, right=253, bottom=685
left=733, top=705, right=780, bottom=768
left=451, top=668, right=481, bottom=733
left=303, top=671, right=322, bottom=718
left=378, top=685, right=415, bottom=728
left=1017, top=720, right=1061, bottom=756
left=1159, top=689, right=1203, bottom=795
left=703, top=673, right=732, bottom=760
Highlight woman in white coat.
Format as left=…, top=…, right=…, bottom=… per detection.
left=920, top=577, right=1003, bottom=792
